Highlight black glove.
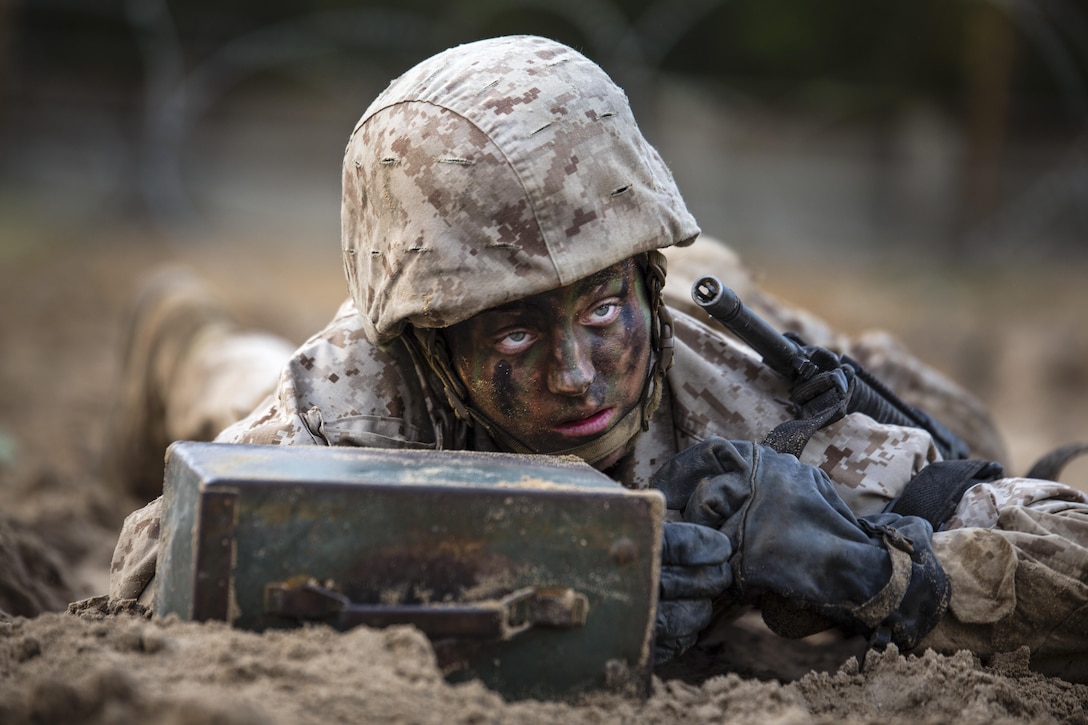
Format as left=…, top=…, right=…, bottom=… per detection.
left=652, top=437, right=950, bottom=650
left=654, top=521, right=733, bottom=665
left=780, top=337, right=970, bottom=461
left=784, top=340, right=854, bottom=420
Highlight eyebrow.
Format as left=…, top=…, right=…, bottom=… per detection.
left=573, top=260, right=631, bottom=296
left=479, top=261, right=633, bottom=320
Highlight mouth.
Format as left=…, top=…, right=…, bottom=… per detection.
left=552, top=408, right=616, bottom=438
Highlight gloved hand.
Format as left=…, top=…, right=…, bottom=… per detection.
left=652, top=437, right=950, bottom=650
left=783, top=337, right=854, bottom=420
left=777, top=337, right=970, bottom=461
left=654, top=521, right=733, bottom=665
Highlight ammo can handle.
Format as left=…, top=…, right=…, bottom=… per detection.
left=264, top=581, right=588, bottom=641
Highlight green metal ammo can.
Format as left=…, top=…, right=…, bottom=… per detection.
left=155, top=441, right=664, bottom=700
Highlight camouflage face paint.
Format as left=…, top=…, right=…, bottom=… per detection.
left=443, top=259, right=652, bottom=463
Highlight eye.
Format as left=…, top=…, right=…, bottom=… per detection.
left=494, top=329, right=536, bottom=354
left=584, top=300, right=621, bottom=326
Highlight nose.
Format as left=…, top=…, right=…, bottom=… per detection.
left=547, top=329, right=595, bottom=396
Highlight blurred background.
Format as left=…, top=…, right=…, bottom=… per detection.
left=3, top=0, right=1086, bottom=261
left=0, top=0, right=1086, bottom=610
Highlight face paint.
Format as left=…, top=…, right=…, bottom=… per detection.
left=443, top=259, right=652, bottom=468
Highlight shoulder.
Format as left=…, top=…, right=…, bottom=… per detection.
left=220, top=300, right=443, bottom=449
left=288, top=300, right=419, bottom=397
left=665, top=309, right=793, bottom=443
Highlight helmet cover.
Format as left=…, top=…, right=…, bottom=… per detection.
left=342, top=34, right=699, bottom=344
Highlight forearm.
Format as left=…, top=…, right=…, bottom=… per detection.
left=920, top=497, right=1088, bottom=663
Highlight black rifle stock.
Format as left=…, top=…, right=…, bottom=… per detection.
left=690, top=275, right=969, bottom=460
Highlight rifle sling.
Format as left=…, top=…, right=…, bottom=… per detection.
left=761, top=386, right=848, bottom=459
left=885, top=459, right=1004, bottom=529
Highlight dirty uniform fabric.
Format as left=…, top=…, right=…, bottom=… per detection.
left=109, top=35, right=1088, bottom=673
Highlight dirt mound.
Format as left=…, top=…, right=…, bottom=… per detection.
left=1, top=601, right=1084, bottom=724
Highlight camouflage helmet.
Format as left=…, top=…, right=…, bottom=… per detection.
left=341, top=34, right=699, bottom=345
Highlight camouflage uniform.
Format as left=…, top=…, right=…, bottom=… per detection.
left=110, top=35, right=1088, bottom=675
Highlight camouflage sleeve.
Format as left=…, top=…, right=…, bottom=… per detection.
left=215, top=300, right=444, bottom=450
left=667, top=296, right=1088, bottom=658
left=945, top=476, right=1088, bottom=530
left=109, top=496, right=161, bottom=605
left=920, top=478, right=1088, bottom=662
left=111, top=301, right=451, bottom=604
left=800, top=414, right=940, bottom=515
left=214, top=366, right=324, bottom=446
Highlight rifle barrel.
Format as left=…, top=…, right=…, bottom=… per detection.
left=691, top=276, right=815, bottom=380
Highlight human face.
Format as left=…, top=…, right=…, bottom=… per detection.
left=442, top=259, right=653, bottom=469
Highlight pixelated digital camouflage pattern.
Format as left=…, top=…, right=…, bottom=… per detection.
left=110, top=300, right=944, bottom=600
left=341, top=35, right=698, bottom=345
left=110, top=294, right=1088, bottom=667
left=923, top=492, right=1088, bottom=668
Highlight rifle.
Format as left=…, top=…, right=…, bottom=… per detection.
left=690, top=275, right=970, bottom=461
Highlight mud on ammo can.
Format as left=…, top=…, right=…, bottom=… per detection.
left=155, top=441, right=664, bottom=700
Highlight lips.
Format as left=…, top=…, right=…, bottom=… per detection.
left=553, top=408, right=615, bottom=438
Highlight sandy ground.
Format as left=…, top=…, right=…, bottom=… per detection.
left=1, top=225, right=1087, bottom=723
